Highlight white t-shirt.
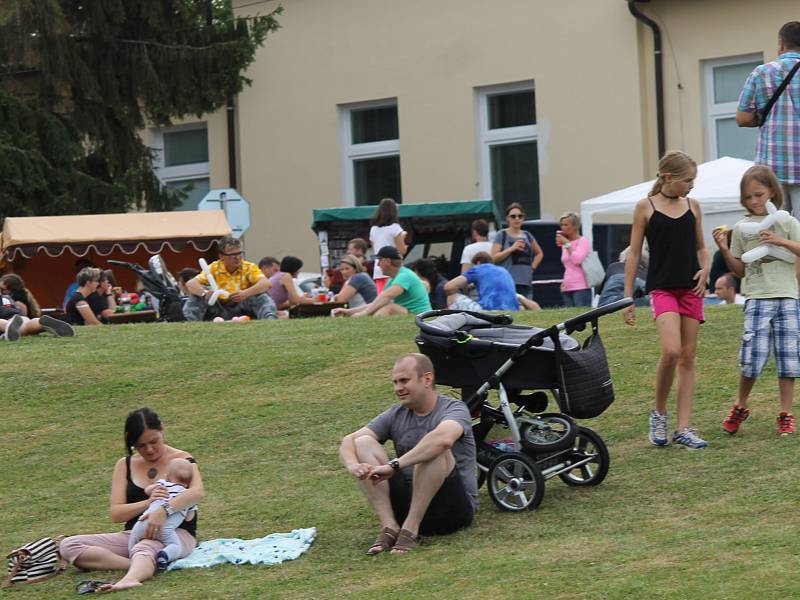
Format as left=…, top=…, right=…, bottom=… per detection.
left=370, top=223, right=405, bottom=279
left=723, top=293, right=746, bottom=305
left=460, top=241, right=493, bottom=265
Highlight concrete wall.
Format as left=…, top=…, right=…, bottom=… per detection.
left=232, top=0, right=646, bottom=269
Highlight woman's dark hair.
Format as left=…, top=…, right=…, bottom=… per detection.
left=280, top=256, right=303, bottom=275
left=412, top=257, right=441, bottom=286
left=371, top=197, right=399, bottom=227
left=101, top=269, right=117, bottom=287
left=325, top=268, right=345, bottom=293
left=0, top=274, right=41, bottom=318
left=124, top=407, right=162, bottom=455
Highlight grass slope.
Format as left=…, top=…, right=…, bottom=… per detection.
left=1, top=305, right=798, bottom=599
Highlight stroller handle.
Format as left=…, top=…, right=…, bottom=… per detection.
left=415, top=309, right=514, bottom=338
left=561, top=297, right=633, bottom=333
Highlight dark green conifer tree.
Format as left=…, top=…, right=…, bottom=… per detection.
left=0, top=0, right=280, bottom=220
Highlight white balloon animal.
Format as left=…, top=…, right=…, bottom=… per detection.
left=739, top=201, right=796, bottom=264
left=199, top=258, right=231, bottom=305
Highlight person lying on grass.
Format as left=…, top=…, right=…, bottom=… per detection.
left=60, top=407, right=204, bottom=593
left=339, top=353, right=477, bottom=554
left=331, top=246, right=432, bottom=317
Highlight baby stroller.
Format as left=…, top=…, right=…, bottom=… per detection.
left=108, top=256, right=185, bottom=322
left=414, top=298, right=632, bottom=512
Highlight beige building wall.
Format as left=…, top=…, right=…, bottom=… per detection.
left=635, top=0, right=798, bottom=166
left=234, top=0, right=646, bottom=269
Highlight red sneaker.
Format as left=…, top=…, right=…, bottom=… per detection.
left=722, top=405, right=750, bottom=435
left=776, top=412, right=796, bottom=436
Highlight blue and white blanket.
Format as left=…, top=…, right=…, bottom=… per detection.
left=167, top=528, right=317, bottom=571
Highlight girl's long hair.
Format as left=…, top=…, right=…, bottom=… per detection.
left=648, top=150, right=697, bottom=197
left=1, top=274, right=41, bottom=318
left=371, top=197, right=399, bottom=227
left=740, top=165, right=783, bottom=212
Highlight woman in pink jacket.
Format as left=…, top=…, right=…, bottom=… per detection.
left=556, top=211, right=592, bottom=307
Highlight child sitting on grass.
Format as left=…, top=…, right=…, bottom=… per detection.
left=128, top=458, right=197, bottom=570
left=712, top=165, right=800, bottom=436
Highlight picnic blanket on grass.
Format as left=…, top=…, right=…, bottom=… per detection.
left=167, top=528, right=316, bottom=571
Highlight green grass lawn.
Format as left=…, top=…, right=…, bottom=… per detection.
left=2, top=305, right=798, bottom=599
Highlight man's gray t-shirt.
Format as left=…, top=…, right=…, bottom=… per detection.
left=367, top=394, right=477, bottom=514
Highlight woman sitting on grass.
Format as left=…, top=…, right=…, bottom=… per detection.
left=60, top=407, right=204, bottom=593
left=332, top=254, right=377, bottom=308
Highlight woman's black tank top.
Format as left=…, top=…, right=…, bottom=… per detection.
left=124, top=455, right=197, bottom=537
left=644, top=197, right=700, bottom=292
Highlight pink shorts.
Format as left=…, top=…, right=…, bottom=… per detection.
left=650, top=288, right=704, bottom=323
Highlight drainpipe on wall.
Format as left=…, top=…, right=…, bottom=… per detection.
left=227, top=94, right=238, bottom=189
left=208, top=0, right=238, bottom=189
left=627, top=0, right=665, bottom=158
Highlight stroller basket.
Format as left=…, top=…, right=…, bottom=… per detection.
left=415, top=299, right=632, bottom=419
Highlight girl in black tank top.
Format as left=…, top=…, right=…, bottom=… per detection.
left=644, top=196, right=701, bottom=293
left=622, top=151, right=710, bottom=450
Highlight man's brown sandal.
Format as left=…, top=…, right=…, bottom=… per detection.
left=389, top=529, right=421, bottom=554
left=366, top=527, right=398, bottom=555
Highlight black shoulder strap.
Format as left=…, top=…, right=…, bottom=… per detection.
left=760, top=59, right=800, bottom=127
left=501, top=229, right=507, bottom=248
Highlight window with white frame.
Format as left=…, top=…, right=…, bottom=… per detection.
left=703, top=54, right=762, bottom=161
left=477, top=82, right=539, bottom=218
left=339, top=99, right=401, bottom=206
left=151, top=123, right=210, bottom=211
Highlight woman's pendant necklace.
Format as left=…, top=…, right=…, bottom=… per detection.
left=147, top=467, right=158, bottom=479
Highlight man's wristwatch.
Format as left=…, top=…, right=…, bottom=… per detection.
left=162, top=504, right=176, bottom=517
left=388, top=458, right=400, bottom=471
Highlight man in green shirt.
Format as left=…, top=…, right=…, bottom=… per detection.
left=333, top=246, right=432, bottom=317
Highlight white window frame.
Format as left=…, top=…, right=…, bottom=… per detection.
left=338, top=98, right=400, bottom=207
left=476, top=81, right=538, bottom=208
left=703, top=53, right=762, bottom=160
left=150, top=122, right=210, bottom=186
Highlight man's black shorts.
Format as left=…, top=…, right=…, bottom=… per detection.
left=389, top=467, right=474, bottom=535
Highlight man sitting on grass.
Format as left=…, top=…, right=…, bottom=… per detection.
left=331, top=246, right=431, bottom=317
left=444, top=251, right=520, bottom=311
left=183, top=235, right=277, bottom=321
left=339, top=353, right=477, bottom=555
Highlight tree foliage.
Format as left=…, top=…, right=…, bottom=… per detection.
left=0, top=0, right=281, bottom=219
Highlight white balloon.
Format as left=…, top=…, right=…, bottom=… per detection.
left=737, top=201, right=796, bottom=264
left=199, top=258, right=230, bottom=305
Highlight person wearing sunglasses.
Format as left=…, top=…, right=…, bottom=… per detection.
left=183, top=235, right=277, bottom=321
left=491, top=203, right=544, bottom=300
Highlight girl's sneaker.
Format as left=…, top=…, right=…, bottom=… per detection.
left=156, top=550, right=170, bottom=571
left=722, top=405, right=750, bottom=435
left=672, top=427, right=708, bottom=449
left=649, top=410, right=669, bottom=446
left=776, top=412, right=796, bottom=436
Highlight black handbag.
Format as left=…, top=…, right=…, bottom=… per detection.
left=755, top=59, right=800, bottom=127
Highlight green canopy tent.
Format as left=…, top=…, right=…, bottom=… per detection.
left=311, top=200, right=499, bottom=277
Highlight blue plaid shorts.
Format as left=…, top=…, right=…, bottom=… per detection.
left=739, top=298, right=800, bottom=378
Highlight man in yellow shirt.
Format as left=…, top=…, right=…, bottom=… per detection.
left=183, top=236, right=277, bottom=321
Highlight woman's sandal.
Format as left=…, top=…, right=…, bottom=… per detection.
left=366, top=526, right=398, bottom=555
left=76, top=580, right=110, bottom=595
left=389, top=529, right=421, bottom=554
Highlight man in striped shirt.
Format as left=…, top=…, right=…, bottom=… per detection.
left=737, top=22, right=800, bottom=217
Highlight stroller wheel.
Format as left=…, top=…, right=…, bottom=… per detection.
left=520, top=413, right=577, bottom=453
left=558, top=426, right=610, bottom=487
left=487, top=452, right=545, bottom=512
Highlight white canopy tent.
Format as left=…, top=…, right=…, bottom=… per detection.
left=580, top=156, right=753, bottom=248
